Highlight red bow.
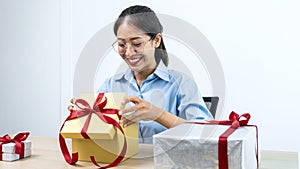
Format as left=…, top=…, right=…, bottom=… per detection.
left=189, top=111, right=258, bottom=169
left=59, top=93, right=127, bottom=169
left=66, top=93, right=120, bottom=139
left=0, top=132, right=30, bottom=160
left=207, top=111, right=251, bottom=127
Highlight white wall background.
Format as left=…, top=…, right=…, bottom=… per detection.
left=0, top=0, right=62, bottom=136
left=1, top=0, right=299, bottom=163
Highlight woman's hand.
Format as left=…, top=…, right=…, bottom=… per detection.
left=119, top=96, right=165, bottom=127
left=67, top=96, right=186, bottom=128
left=67, top=98, right=76, bottom=111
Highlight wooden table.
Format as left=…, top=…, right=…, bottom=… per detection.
left=0, top=136, right=298, bottom=169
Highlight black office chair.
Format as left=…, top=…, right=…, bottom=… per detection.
left=203, top=96, right=219, bottom=118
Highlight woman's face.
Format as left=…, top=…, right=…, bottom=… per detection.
left=116, top=22, right=157, bottom=73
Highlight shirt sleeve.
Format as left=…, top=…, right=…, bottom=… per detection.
left=176, top=74, right=214, bottom=120
left=97, top=78, right=110, bottom=93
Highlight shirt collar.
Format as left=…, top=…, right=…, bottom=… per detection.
left=113, top=62, right=170, bottom=82
left=153, top=62, right=170, bottom=82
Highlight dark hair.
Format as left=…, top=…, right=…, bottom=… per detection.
left=113, top=5, right=169, bottom=66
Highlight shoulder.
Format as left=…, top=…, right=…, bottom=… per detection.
left=166, top=69, right=200, bottom=94
left=167, top=69, right=194, bottom=84
left=106, top=69, right=131, bottom=82
left=97, top=71, right=129, bottom=93
left=154, top=63, right=196, bottom=87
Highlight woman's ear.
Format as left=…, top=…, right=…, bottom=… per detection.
left=154, top=33, right=162, bottom=48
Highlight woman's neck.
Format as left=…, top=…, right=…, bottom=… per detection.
left=133, top=67, right=155, bottom=87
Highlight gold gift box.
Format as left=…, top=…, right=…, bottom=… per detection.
left=60, top=93, right=139, bottom=164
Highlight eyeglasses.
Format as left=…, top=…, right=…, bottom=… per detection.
left=112, top=38, right=152, bottom=55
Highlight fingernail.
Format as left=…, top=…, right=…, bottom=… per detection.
left=118, top=111, right=122, bottom=115
left=120, top=119, right=123, bottom=123
left=124, top=124, right=127, bottom=128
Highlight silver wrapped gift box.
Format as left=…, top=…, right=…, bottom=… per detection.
left=1, top=140, right=31, bottom=161
left=153, top=123, right=259, bottom=169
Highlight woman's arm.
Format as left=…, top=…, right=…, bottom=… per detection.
left=154, top=110, right=186, bottom=128
left=119, top=96, right=186, bottom=128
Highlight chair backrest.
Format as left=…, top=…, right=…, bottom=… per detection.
left=203, top=96, right=219, bottom=118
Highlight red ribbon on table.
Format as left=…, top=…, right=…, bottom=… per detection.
left=189, top=111, right=259, bottom=169
left=59, top=93, right=127, bottom=169
left=0, top=132, right=30, bottom=161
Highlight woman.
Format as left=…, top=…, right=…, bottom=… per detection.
left=97, top=5, right=213, bottom=143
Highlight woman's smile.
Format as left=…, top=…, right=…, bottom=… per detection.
left=126, top=55, right=143, bottom=66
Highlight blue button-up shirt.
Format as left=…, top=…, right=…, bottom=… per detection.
left=98, top=63, right=213, bottom=143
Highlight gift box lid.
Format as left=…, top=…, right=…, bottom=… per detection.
left=154, top=123, right=256, bottom=142
left=60, top=93, right=127, bottom=140
left=1, top=140, right=31, bottom=153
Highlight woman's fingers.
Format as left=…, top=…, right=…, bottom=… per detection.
left=70, top=98, right=76, bottom=104
left=122, top=120, right=136, bottom=128
left=121, top=112, right=140, bottom=127
left=119, top=96, right=141, bottom=115
left=119, top=105, right=137, bottom=115
left=68, top=105, right=74, bottom=111
left=122, top=96, right=141, bottom=105
left=68, top=98, right=76, bottom=111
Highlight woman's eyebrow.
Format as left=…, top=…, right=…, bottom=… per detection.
left=117, top=36, right=143, bottom=41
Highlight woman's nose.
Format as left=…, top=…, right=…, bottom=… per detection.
left=124, top=45, right=137, bottom=57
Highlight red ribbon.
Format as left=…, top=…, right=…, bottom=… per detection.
left=59, top=93, right=127, bottom=169
left=189, top=111, right=259, bottom=169
left=0, top=132, right=30, bottom=161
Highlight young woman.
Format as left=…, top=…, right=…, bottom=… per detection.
left=97, top=5, right=213, bottom=143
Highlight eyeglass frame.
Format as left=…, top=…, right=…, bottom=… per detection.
left=111, top=34, right=156, bottom=55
